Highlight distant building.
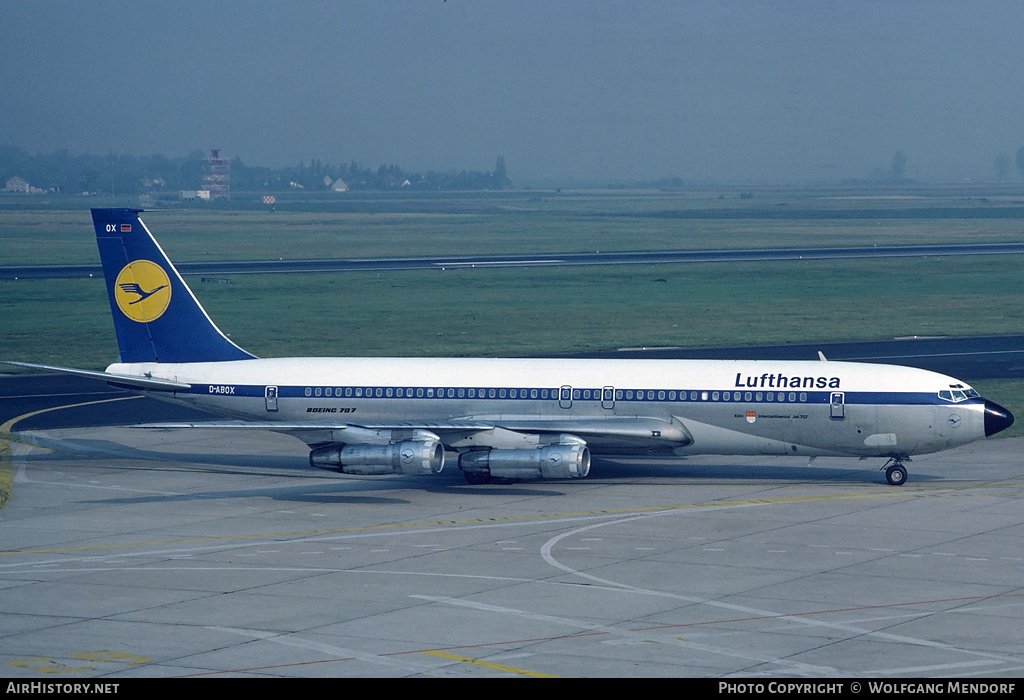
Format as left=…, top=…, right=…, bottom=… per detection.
left=203, top=149, right=230, bottom=198
left=329, top=178, right=349, bottom=192
left=4, top=176, right=29, bottom=193
left=180, top=190, right=211, bottom=201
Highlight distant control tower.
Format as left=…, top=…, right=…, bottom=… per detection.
left=203, top=149, right=230, bottom=198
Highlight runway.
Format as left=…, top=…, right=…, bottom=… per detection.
left=5, top=242, right=1024, bottom=279
left=2, top=396, right=1024, bottom=676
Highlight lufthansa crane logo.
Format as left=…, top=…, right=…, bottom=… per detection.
left=114, top=261, right=172, bottom=322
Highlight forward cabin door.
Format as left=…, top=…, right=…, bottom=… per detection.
left=830, top=391, right=845, bottom=420
left=265, top=385, right=279, bottom=412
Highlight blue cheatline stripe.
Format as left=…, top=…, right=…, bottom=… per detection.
left=183, top=383, right=971, bottom=407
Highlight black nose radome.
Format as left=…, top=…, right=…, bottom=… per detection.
left=984, top=401, right=1014, bottom=437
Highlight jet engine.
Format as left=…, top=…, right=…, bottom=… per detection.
left=459, top=443, right=590, bottom=480
left=309, top=439, right=444, bottom=475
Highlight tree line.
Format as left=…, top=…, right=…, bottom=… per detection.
left=0, top=146, right=512, bottom=195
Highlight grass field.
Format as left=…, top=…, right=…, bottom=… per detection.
left=4, top=255, right=1024, bottom=363
left=3, top=190, right=1024, bottom=265
left=2, top=190, right=1022, bottom=435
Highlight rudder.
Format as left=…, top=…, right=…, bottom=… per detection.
left=92, top=208, right=256, bottom=363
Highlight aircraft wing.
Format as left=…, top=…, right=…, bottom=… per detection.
left=135, top=420, right=496, bottom=432
left=3, top=361, right=191, bottom=392
left=135, top=415, right=693, bottom=450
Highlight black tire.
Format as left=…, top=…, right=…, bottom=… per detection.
left=463, top=471, right=492, bottom=485
left=886, top=464, right=907, bottom=486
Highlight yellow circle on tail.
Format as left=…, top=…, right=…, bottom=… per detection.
left=114, top=261, right=172, bottom=322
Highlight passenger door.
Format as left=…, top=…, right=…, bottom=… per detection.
left=830, top=392, right=844, bottom=420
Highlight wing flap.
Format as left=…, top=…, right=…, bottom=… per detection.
left=477, top=415, right=693, bottom=446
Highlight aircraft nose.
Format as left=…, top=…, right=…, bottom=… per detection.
left=984, top=400, right=1014, bottom=437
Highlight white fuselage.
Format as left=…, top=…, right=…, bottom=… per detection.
left=109, top=356, right=989, bottom=459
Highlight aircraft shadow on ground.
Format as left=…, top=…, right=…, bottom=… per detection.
left=86, top=482, right=415, bottom=506
left=13, top=433, right=942, bottom=499
left=13, top=433, right=568, bottom=501
left=587, top=457, right=942, bottom=485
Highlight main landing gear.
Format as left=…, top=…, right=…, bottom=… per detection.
left=881, top=457, right=909, bottom=486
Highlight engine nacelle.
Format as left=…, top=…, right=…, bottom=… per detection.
left=310, top=440, right=444, bottom=476
left=459, top=444, right=590, bottom=480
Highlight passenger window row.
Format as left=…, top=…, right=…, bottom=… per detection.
left=302, top=386, right=811, bottom=402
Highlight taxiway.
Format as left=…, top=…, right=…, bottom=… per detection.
left=1, top=422, right=1022, bottom=677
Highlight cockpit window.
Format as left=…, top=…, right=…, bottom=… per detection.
left=938, top=388, right=979, bottom=403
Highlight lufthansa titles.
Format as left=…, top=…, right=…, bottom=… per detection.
left=735, top=373, right=840, bottom=389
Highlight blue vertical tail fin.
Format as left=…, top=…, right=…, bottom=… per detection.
left=92, top=208, right=257, bottom=364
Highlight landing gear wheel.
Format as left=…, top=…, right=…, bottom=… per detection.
left=463, top=471, right=492, bottom=485
left=885, top=464, right=907, bottom=486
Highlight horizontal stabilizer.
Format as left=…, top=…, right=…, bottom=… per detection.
left=3, top=361, right=191, bottom=392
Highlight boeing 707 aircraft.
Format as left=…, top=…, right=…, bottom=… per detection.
left=7, top=208, right=1014, bottom=486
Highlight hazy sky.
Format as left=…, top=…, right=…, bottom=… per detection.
left=3, top=1, right=1023, bottom=185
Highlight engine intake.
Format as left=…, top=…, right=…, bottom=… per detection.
left=310, top=440, right=444, bottom=476
left=459, top=444, right=590, bottom=480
